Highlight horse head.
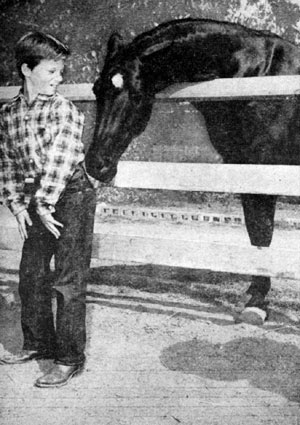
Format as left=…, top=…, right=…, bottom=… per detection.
left=85, top=33, right=154, bottom=182
left=86, top=18, right=300, bottom=181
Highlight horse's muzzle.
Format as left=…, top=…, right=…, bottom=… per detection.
left=86, top=159, right=118, bottom=183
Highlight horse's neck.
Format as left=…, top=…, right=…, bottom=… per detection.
left=131, top=20, right=300, bottom=94
left=136, top=28, right=240, bottom=93
left=140, top=44, right=234, bottom=93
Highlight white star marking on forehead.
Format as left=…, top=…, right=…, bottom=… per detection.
left=111, top=73, right=124, bottom=88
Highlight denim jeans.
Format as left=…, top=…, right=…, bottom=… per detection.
left=19, top=164, right=96, bottom=366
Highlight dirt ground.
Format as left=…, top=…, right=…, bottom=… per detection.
left=1, top=236, right=300, bottom=424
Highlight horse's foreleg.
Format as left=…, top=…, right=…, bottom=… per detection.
left=238, top=193, right=277, bottom=324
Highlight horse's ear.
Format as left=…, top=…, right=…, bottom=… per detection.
left=107, top=32, right=124, bottom=58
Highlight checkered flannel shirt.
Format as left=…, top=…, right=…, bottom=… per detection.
left=0, top=90, right=86, bottom=216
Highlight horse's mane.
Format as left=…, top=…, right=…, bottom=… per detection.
left=126, top=18, right=290, bottom=59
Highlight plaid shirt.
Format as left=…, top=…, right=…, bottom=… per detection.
left=0, top=90, right=86, bottom=216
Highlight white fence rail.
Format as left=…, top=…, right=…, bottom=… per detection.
left=114, top=161, right=300, bottom=196
left=1, top=75, right=300, bottom=102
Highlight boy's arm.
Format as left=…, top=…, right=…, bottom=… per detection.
left=0, top=112, right=27, bottom=216
left=0, top=112, right=32, bottom=240
left=34, top=99, right=85, bottom=216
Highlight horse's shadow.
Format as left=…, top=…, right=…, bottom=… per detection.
left=160, top=337, right=300, bottom=403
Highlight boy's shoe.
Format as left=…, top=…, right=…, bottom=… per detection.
left=35, top=363, right=83, bottom=388
left=0, top=350, right=53, bottom=364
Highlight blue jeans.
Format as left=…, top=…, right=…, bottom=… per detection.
left=19, top=165, right=96, bottom=365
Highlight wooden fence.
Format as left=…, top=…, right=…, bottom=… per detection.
left=0, top=76, right=300, bottom=279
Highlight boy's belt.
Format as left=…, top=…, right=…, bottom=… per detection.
left=24, top=162, right=88, bottom=185
left=24, top=162, right=91, bottom=194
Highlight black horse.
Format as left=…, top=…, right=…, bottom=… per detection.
left=86, top=18, right=300, bottom=324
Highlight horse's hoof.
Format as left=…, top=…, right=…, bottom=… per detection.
left=235, top=307, right=267, bottom=326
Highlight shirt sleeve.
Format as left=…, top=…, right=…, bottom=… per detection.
left=34, top=98, right=85, bottom=216
left=0, top=107, right=27, bottom=215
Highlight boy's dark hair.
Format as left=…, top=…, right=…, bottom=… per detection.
left=15, top=31, right=70, bottom=79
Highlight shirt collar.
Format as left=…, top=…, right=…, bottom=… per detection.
left=15, top=88, right=57, bottom=104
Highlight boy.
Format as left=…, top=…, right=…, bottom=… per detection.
left=0, top=31, right=96, bottom=388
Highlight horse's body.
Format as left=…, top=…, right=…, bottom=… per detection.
left=87, top=18, right=300, bottom=323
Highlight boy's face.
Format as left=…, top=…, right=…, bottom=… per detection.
left=24, top=58, right=65, bottom=96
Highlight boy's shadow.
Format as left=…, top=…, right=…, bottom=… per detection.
left=0, top=291, right=54, bottom=374
left=0, top=291, right=22, bottom=354
left=0, top=292, right=49, bottom=374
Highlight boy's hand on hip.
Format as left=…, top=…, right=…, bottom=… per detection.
left=16, top=210, right=32, bottom=240
left=40, top=213, right=63, bottom=239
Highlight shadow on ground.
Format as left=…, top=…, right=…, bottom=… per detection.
left=86, top=291, right=234, bottom=326
left=1, top=263, right=300, bottom=355
left=88, top=264, right=300, bottom=329
left=0, top=294, right=22, bottom=353
left=160, top=337, right=300, bottom=403
left=88, top=264, right=251, bottom=302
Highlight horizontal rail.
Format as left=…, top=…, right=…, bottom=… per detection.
left=1, top=211, right=299, bottom=279
left=114, top=162, right=300, bottom=196
left=1, top=75, right=300, bottom=103
left=157, top=75, right=300, bottom=101
left=92, top=230, right=300, bottom=280
left=0, top=83, right=94, bottom=103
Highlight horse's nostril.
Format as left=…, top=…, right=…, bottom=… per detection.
left=95, top=156, right=107, bottom=172
left=101, top=155, right=112, bottom=170
left=100, top=165, right=110, bottom=174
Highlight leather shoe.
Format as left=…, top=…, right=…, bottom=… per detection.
left=0, top=350, right=53, bottom=365
left=35, top=364, right=83, bottom=388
